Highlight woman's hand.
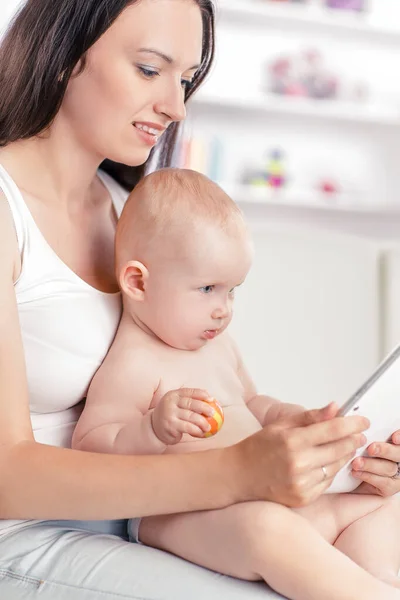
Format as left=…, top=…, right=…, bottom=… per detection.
left=232, top=402, right=369, bottom=508
left=350, top=430, right=400, bottom=496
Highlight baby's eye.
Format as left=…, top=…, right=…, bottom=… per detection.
left=137, top=65, right=160, bottom=79
left=199, top=285, right=214, bottom=294
left=229, top=288, right=236, bottom=296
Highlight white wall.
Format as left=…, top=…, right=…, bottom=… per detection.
left=0, top=0, right=24, bottom=36
left=230, top=225, right=381, bottom=408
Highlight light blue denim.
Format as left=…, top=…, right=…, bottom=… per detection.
left=0, top=519, right=285, bottom=599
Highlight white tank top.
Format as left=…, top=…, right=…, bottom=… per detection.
left=0, top=164, right=129, bottom=536
left=0, top=163, right=128, bottom=446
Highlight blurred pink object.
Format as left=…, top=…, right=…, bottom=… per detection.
left=325, top=0, right=365, bottom=11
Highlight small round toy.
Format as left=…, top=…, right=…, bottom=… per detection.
left=203, top=398, right=224, bottom=437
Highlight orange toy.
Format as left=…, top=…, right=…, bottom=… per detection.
left=203, top=398, right=224, bottom=437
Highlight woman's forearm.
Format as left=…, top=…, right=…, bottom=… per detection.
left=0, top=441, right=240, bottom=520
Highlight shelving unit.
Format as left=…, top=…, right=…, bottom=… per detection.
left=185, top=0, right=400, bottom=230
left=220, top=182, right=366, bottom=210
left=217, top=0, right=400, bottom=43
left=191, top=91, right=400, bottom=128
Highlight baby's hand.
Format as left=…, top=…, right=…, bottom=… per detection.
left=151, top=388, right=215, bottom=445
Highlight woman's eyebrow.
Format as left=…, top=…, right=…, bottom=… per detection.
left=137, top=48, right=200, bottom=71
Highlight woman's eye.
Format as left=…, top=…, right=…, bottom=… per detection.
left=181, top=79, right=194, bottom=91
left=137, top=66, right=159, bottom=79
left=200, top=285, right=214, bottom=294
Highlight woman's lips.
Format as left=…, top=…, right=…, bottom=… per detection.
left=133, top=123, right=159, bottom=147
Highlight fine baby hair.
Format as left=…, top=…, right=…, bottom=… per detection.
left=115, top=168, right=246, bottom=272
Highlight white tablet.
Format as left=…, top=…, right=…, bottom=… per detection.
left=325, top=344, right=400, bottom=494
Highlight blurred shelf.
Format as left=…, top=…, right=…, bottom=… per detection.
left=217, top=0, right=400, bottom=43
left=218, top=184, right=400, bottom=239
left=220, top=182, right=400, bottom=215
left=191, top=92, right=400, bottom=127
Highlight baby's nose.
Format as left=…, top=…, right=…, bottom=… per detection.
left=212, top=305, right=229, bottom=320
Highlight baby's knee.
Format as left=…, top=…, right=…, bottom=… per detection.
left=239, top=501, right=298, bottom=547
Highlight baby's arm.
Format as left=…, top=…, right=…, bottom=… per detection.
left=72, top=349, right=167, bottom=455
left=228, top=336, right=304, bottom=426
left=73, top=346, right=214, bottom=455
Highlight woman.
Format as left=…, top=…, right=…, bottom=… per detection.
left=0, top=1, right=398, bottom=599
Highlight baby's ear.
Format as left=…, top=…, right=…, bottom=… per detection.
left=119, top=261, right=149, bottom=301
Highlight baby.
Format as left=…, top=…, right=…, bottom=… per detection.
left=73, top=168, right=400, bottom=600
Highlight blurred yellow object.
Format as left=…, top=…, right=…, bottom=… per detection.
left=203, top=398, right=224, bottom=437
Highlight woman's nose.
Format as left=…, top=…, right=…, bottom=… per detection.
left=154, top=81, right=187, bottom=123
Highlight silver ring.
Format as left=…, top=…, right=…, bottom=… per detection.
left=392, top=463, right=400, bottom=479
left=321, top=465, right=328, bottom=480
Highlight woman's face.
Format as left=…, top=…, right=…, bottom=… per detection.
left=59, top=0, right=204, bottom=166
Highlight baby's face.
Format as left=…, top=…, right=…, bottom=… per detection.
left=143, top=225, right=253, bottom=351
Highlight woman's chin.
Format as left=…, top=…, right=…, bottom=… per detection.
left=108, top=148, right=152, bottom=168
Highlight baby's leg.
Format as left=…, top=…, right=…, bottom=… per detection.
left=335, top=495, right=400, bottom=588
left=139, top=501, right=400, bottom=600
left=295, top=493, right=400, bottom=587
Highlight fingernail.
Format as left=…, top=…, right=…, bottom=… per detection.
left=394, top=435, right=400, bottom=445
left=372, top=444, right=380, bottom=455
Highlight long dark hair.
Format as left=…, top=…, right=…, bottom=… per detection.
left=0, top=0, right=215, bottom=191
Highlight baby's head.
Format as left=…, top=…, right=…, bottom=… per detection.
left=115, top=168, right=253, bottom=350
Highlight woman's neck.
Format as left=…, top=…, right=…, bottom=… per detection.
left=0, top=116, right=103, bottom=207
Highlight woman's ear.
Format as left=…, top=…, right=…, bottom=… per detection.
left=119, top=261, right=149, bottom=301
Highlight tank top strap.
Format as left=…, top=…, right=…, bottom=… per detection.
left=0, top=163, right=28, bottom=255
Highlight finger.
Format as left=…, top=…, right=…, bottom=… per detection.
left=350, top=471, right=400, bottom=496
left=364, top=441, right=400, bottom=462
left=177, top=397, right=215, bottom=418
left=301, top=455, right=356, bottom=502
left=178, top=409, right=211, bottom=433
left=307, top=434, right=364, bottom=469
left=178, top=421, right=207, bottom=438
left=352, top=456, right=398, bottom=478
left=178, top=388, right=210, bottom=401
left=283, top=402, right=339, bottom=428
left=294, top=416, right=369, bottom=450
left=303, top=449, right=356, bottom=490
left=392, top=431, right=400, bottom=444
